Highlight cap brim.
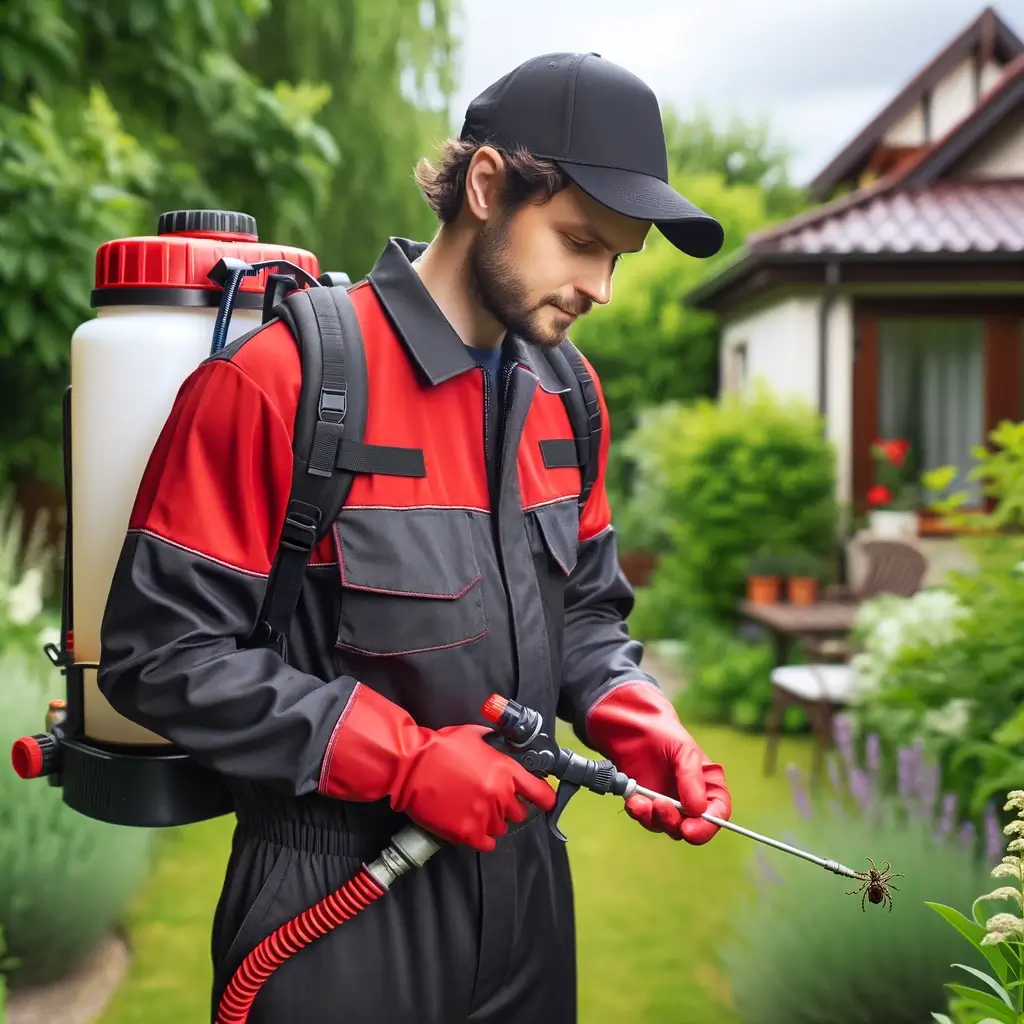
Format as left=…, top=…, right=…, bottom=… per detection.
left=555, top=161, right=725, bottom=258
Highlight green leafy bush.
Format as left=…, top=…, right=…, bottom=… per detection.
left=928, top=788, right=1024, bottom=1024
left=0, top=646, right=156, bottom=987
left=0, top=925, right=15, bottom=1023
left=673, top=620, right=806, bottom=732
left=0, top=495, right=153, bottom=987
left=720, top=730, right=1000, bottom=1024
left=616, top=383, right=839, bottom=635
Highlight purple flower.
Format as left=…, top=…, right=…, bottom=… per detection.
left=848, top=766, right=873, bottom=816
left=833, top=714, right=854, bottom=770
left=787, top=763, right=812, bottom=820
left=898, top=746, right=918, bottom=803
left=936, top=793, right=958, bottom=842
left=984, top=802, right=1004, bottom=864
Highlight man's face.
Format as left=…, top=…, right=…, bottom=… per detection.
left=467, top=181, right=651, bottom=348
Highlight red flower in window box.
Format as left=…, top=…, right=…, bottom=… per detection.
left=868, top=438, right=918, bottom=511
left=880, top=440, right=910, bottom=467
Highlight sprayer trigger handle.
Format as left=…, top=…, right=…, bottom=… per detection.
left=547, top=780, right=580, bottom=842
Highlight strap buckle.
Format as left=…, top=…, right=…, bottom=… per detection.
left=280, top=506, right=321, bottom=551
left=319, top=387, right=347, bottom=424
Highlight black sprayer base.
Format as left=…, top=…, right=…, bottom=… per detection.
left=60, top=736, right=234, bottom=828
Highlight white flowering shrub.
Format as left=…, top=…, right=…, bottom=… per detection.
left=846, top=564, right=1024, bottom=842
left=849, top=589, right=970, bottom=701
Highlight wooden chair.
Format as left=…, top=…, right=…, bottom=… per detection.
left=799, top=539, right=928, bottom=662
left=763, top=539, right=928, bottom=782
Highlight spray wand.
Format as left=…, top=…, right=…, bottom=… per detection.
left=480, top=694, right=873, bottom=881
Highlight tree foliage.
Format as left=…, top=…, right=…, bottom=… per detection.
left=0, top=0, right=459, bottom=490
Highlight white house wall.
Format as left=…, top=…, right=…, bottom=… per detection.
left=953, top=105, right=1024, bottom=176
left=881, top=57, right=1005, bottom=148
left=883, top=103, right=927, bottom=147
left=719, top=295, right=855, bottom=506
left=931, top=57, right=980, bottom=139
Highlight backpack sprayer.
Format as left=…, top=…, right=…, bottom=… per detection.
left=7, top=208, right=897, bottom=1023
left=7, top=209, right=349, bottom=828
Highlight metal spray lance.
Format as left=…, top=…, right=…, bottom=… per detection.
left=480, top=694, right=892, bottom=889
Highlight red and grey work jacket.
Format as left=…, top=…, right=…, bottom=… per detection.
left=97, top=237, right=656, bottom=826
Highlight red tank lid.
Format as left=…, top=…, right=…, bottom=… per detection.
left=92, top=209, right=321, bottom=309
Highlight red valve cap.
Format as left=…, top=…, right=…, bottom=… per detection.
left=481, top=695, right=508, bottom=723
left=11, top=737, right=44, bottom=779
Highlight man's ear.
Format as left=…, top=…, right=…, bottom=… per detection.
left=463, top=146, right=506, bottom=224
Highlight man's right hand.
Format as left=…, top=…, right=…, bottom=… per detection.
left=318, top=683, right=556, bottom=852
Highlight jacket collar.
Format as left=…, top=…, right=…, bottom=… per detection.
left=365, top=237, right=570, bottom=395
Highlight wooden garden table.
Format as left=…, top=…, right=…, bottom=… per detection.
left=738, top=600, right=860, bottom=667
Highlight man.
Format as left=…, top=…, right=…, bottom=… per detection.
left=98, top=52, right=732, bottom=1023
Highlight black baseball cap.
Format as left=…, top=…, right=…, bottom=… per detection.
left=460, top=52, right=724, bottom=259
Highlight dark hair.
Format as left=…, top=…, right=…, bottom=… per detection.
left=414, top=138, right=570, bottom=223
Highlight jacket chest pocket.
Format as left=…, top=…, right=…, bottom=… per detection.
left=526, top=499, right=580, bottom=622
left=333, top=508, right=488, bottom=657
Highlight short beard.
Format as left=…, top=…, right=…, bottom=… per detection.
left=467, top=206, right=590, bottom=348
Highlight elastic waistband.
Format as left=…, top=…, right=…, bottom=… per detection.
left=234, top=811, right=396, bottom=860
left=228, top=780, right=403, bottom=860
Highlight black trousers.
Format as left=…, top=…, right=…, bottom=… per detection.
left=209, top=791, right=578, bottom=1023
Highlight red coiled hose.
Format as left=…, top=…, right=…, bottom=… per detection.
left=215, top=865, right=387, bottom=1023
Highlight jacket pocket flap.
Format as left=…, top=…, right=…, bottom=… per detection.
left=336, top=507, right=481, bottom=598
left=531, top=500, right=580, bottom=576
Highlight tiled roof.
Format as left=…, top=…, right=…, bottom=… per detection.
left=756, top=181, right=1024, bottom=255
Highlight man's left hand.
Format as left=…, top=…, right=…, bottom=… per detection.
left=586, top=680, right=732, bottom=845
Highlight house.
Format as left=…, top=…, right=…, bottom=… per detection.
left=687, top=5, right=1024, bottom=540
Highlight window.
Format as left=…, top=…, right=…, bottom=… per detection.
left=877, top=318, right=985, bottom=506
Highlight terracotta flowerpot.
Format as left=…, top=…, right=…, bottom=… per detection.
left=787, top=576, right=818, bottom=606
left=746, top=575, right=780, bottom=605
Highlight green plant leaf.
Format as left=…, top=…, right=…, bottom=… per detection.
left=927, top=902, right=1009, bottom=984
left=993, top=707, right=1024, bottom=747
left=945, top=984, right=1018, bottom=1023
left=953, top=964, right=1014, bottom=1007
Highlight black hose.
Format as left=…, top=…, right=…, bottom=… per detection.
left=210, top=268, right=249, bottom=355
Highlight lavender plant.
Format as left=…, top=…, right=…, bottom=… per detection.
left=719, top=717, right=1000, bottom=1024
left=928, top=789, right=1024, bottom=1024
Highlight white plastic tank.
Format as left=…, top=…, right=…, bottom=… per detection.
left=69, top=209, right=321, bottom=746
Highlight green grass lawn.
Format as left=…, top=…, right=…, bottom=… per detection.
left=97, top=723, right=814, bottom=1024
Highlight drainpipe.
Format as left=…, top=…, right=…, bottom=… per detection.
left=818, top=260, right=841, bottom=422
left=818, top=259, right=844, bottom=585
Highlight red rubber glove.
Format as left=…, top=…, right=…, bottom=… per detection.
left=318, top=683, right=556, bottom=852
left=586, top=680, right=731, bottom=845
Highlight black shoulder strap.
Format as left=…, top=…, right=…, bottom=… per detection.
left=249, top=284, right=425, bottom=655
left=542, top=342, right=604, bottom=508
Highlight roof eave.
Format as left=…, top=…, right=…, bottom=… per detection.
left=685, top=247, right=1024, bottom=311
